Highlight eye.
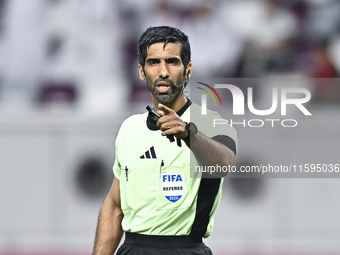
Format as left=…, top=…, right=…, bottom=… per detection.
left=147, top=59, right=159, bottom=65
left=167, top=58, right=179, bottom=64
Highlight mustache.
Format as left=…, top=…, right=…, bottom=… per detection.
left=154, top=78, right=175, bottom=87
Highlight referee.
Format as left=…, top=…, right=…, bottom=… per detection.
left=93, top=26, right=237, bottom=255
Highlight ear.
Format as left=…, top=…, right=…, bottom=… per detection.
left=138, top=64, right=146, bottom=80
left=185, top=62, right=192, bottom=79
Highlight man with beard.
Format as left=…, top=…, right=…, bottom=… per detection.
left=93, top=26, right=237, bottom=255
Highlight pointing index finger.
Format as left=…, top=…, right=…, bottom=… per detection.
left=158, top=103, right=174, bottom=115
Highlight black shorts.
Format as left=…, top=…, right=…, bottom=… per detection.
left=116, top=232, right=213, bottom=255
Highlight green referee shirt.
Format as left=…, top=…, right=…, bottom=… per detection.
left=113, top=100, right=238, bottom=238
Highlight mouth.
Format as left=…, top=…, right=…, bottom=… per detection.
left=156, top=82, right=171, bottom=93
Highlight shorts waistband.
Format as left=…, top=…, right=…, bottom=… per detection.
left=124, top=232, right=203, bottom=249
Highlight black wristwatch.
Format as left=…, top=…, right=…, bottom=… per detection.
left=183, top=122, right=198, bottom=142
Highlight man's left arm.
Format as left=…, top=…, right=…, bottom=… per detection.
left=157, top=104, right=236, bottom=177
left=184, top=132, right=235, bottom=177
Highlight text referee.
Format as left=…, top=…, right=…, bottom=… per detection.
left=93, top=26, right=238, bottom=255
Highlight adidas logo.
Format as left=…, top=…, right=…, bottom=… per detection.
left=140, top=146, right=157, bottom=159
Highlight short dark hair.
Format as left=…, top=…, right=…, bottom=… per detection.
left=138, top=26, right=191, bottom=71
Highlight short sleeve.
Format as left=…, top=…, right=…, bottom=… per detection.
left=112, top=119, right=127, bottom=181
left=113, top=139, right=122, bottom=180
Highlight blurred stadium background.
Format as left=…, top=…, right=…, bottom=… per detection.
left=0, top=0, right=339, bottom=254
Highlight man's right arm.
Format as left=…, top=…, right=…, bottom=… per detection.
left=93, top=177, right=124, bottom=255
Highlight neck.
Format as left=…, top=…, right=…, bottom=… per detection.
left=152, top=94, right=187, bottom=113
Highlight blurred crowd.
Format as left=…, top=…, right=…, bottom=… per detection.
left=0, top=0, right=339, bottom=109
left=120, top=0, right=340, bottom=102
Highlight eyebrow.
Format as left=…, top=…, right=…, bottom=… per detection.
left=146, top=58, right=160, bottom=63
left=146, top=57, right=181, bottom=63
left=165, top=57, right=181, bottom=63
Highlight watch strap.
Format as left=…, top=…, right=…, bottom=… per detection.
left=183, top=122, right=190, bottom=142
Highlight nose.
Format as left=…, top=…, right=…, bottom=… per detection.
left=159, top=61, right=169, bottom=78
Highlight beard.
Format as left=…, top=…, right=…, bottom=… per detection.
left=147, top=78, right=183, bottom=104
